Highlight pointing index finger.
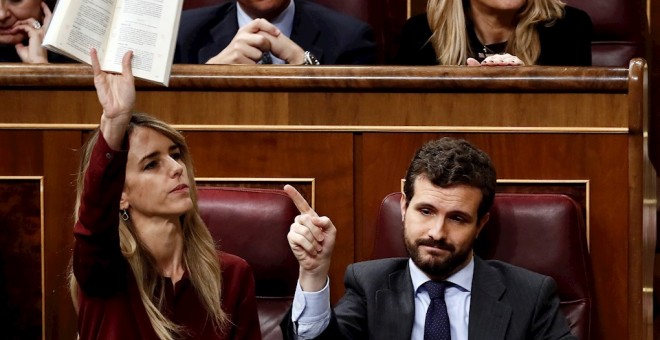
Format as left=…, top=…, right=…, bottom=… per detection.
left=284, top=184, right=317, bottom=217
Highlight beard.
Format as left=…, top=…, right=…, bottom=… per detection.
left=405, top=236, right=473, bottom=279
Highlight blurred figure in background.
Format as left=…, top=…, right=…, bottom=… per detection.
left=0, top=0, right=67, bottom=63
left=175, top=0, right=376, bottom=65
left=397, top=0, right=592, bottom=66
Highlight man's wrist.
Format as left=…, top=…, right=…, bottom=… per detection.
left=299, top=269, right=329, bottom=292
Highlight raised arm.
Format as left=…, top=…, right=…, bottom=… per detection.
left=72, top=50, right=135, bottom=295
left=92, top=49, right=135, bottom=147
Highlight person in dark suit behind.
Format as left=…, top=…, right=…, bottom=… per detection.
left=397, top=0, right=592, bottom=67
left=174, top=0, right=376, bottom=65
left=280, top=137, right=577, bottom=339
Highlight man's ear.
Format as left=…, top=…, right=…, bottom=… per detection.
left=476, top=212, right=490, bottom=238
left=119, top=192, right=129, bottom=210
left=400, top=193, right=407, bottom=222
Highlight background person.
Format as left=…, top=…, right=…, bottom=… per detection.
left=70, top=49, right=261, bottom=340
left=397, top=0, right=592, bottom=66
left=0, top=0, right=65, bottom=63
left=280, top=137, right=576, bottom=339
left=174, top=0, right=376, bottom=65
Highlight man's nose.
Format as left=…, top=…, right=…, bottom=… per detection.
left=427, top=218, right=448, bottom=240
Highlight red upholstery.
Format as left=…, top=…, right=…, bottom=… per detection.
left=182, top=0, right=225, bottom=10
left=372, top=192, right=592, bottom=340
left=197, top=187, right=299, bottom=340
left=564, top=0, right=647, bottom=66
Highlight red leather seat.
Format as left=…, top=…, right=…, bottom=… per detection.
left=197, top=187, right=299, bottom=340
left=372, top=192, right=593, bottom=340
left=564, top=0, right=647, bottom=66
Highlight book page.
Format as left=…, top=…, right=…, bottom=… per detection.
left=43, top=0, right=116, bottom=64
left=102, top=0, right=182, bottom=85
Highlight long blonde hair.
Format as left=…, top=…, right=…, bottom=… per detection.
left=427, top=0, right=566, bottom=65
left=70, top=113, right=228, bottom=339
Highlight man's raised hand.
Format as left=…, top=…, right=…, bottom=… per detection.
left=284, top=184, right=336, bottom=292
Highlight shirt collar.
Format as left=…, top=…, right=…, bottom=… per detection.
left=409, top=255, right=474, bottom=293
left=236, top=0, right=295, bottom=38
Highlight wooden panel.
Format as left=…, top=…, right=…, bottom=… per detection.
left=42, top=131, right=82, bottom=340
left=0, top=131, right=82, bottom=340
left=0, top=131, right=44, bottom=174
left=0, top=178, right=42, bottom=340
left=0, top=91, right=630, bottom=130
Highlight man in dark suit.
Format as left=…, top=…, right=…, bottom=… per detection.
left=174, top=0, right=376, bottom=65
left=281, top=138, right=576, bottom=339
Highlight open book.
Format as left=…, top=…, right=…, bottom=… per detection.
left=43, top=0, right=183, bottom=86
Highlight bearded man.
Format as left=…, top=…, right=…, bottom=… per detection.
left=280, top=137, right=576, bottom=340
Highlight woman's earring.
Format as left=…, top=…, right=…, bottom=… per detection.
left=120, top=209, right=130, bottom=221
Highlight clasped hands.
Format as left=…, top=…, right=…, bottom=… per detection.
left=206, top=18, right=305, bottom=65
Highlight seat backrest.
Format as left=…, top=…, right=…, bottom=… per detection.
left=197, top=186, right=299, bottom=340
left=182, top=0, right=225, bottom=10
left=372, top=192, right=592, bottom=340
left=182, top=0, right=369, bottom=20
left=563, top=0, right=647, bottom=66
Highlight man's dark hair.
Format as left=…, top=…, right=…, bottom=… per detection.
left=402, top=137, right=497, bottom=220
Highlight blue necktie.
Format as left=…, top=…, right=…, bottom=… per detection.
left=423, top=281, right=451, bottom=340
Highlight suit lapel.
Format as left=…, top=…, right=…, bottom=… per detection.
left=373, top=261, right=415, bottom=340
left=468, top=257, right=511, bottom=340
left=289, top=1, right=324, bottom=62
left=199, top=4, right=239, bottom=63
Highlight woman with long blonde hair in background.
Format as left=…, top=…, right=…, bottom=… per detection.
left=397, top=0, right=592, bottom=66
left=69, top=49, right=261, bottom=340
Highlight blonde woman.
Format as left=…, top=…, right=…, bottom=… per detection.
left=397, top=0, right=592, bottom=66
left=70, top=49, right=261, bottom=340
